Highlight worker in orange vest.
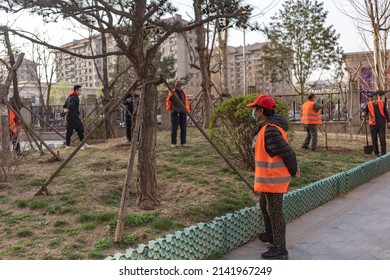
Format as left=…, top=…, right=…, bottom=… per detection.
left=166, top=80, right=191, bottom=148
left=8, top=107, right=21, bottom=155
left=247, top=94, right=300, bottom=260
left=300, top=94, right=330, bottom=151
left=362, top=92, right=390, bottom=156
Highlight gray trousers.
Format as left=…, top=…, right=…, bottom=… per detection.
left=302, top=124, right=318, bottom=150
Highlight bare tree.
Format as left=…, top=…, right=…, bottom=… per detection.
left=87, top=31, right=132, bottom=139
left=0, top=0, right=250, bottom=209
left=191, top=0, right=251, bottom=128
left=0, top=52, right=24, bottom=182
left=341, top=0, right=390, bottom=92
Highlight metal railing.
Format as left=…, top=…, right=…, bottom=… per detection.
left=273, top=93, right=348, bottom=123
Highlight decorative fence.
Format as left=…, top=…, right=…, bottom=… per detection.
left=107, top=154, right=390, bottom=260
left=274, top=93, right=348, bottom=123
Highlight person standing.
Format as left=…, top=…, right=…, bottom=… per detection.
left=362, top=92, right=390, bottom=156
left=63, top=85, right=91, bottom=149
left=247, top=94, right=300, bottom=260
left=123, top=89, right=139, bottom=143
left=300, top=94, right=329, bottom=151
left=166, top=80, right=190, bottom=147
left=8, top=107, right=21, bottom=155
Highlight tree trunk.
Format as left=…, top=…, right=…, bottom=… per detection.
left=102, top=90, right=115, bottom=140
left=194, top=0, right=212, bottom=129
left=217, top=17, right=229, bottom=98
left=221, top=27, right=229, bottom=97
left=0, top=86, right=11, bottom=162
left=136, top=82, right=159, bottom=209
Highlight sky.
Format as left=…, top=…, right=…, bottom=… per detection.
left=0, top=0, right=365, bottom=57
left=175, top=0, right=364, bottom=53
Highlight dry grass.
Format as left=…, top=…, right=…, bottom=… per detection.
left=0, top=126, right=375, bottom=259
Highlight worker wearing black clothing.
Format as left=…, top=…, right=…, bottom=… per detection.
left=165, top=80, right=191, bottom=148
left=362, top=92, right=390, bottom=156
left=63, top=85, right=91, bottom=149
left=123, top=90, right=139, bottom=143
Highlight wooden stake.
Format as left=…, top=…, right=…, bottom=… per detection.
left=34, top=81, right=141, bottom=196
left=114, top=81, right=147, bottom=242
left=162, top=78, right=254, bottom=193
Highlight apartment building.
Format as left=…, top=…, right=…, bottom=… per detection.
left=53, top=14, right=201, bottom=98
left=344, top=51, right=390, bottom=126
left=53, top=34, right=117, bottom=90
left=158, top=14, right=202, bottom=96
left=215, top=42, right=291, bottom=97
left=0, top=57, right=38, bottom=83
left=0, top=58, right=46, bottom=105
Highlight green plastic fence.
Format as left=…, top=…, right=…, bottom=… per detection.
left=107, top=154, right=390, bottom=260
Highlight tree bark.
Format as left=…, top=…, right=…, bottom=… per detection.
left=136, top=82, right=159, bottom=209
left=194, top=0, right=212, bottom=129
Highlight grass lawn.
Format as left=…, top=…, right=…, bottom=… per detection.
left=0, top=126, right=375, bottom=259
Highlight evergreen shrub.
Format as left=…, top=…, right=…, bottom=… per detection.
left=209, top=93, right=290, bottom=170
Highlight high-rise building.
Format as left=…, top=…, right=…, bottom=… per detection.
left=54, top=15, right=201, bottom=97
left=212, top=43, right=291, bottom=97
left=158, top=14, right=202, bottom=96
left=53, top=33, right=117, bottom=90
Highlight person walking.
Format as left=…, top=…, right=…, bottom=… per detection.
left=63, top=85, right=91, bottom=149
left=166, top=80, right=190, bottom=147
left=123, top=89, right=139, bottom=143
left=362, top=92, right=390, bottom=156
left=300, top=93, right=330, bottom=151
left=247, top=94, right=300, bottom=260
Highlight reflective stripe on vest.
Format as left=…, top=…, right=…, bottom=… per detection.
left=367, top=100, right=386, bottom=126
left=300, top=100, right=322, bottom=124
left=254, top=123, right=291, bottom=193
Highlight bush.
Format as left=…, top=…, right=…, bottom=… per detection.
left=83, top=117, right=106, bottom=140
left=209, top=93, right=290, bottom=170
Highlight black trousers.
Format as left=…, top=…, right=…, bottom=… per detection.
left=171, top=112, right=187, bottom=145
left=370, top=124, right=386, bottom=155
left=125, top=114, right=134, bottom=141
left=9, top=132, right=21, bottom=155
left=259, top=192, right=286, bottom=250
left=66, top=117, right=84, bottom=146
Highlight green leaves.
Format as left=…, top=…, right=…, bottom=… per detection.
left=261, top=0, right=342, bottom=95
left=209, top=94, right=290, bottom=170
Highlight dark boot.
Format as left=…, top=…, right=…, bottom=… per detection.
left=261, top=247, right=289, bottom=260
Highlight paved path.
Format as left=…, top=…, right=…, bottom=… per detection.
left=223, top=171, right=390, bottom=260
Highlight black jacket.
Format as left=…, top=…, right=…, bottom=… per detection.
left=255, top=114, right=298, bottom=176
left=170, top=89, right=187, bottom=113
left=123, top=93, right=139, bottom=115
left=63, top=92, right=80, bottom=118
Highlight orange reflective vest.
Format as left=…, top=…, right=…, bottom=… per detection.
left=254, top=124, right=291, bottom=193
left=300, top=100, right=322, bottom=124
left=8, top=108, right=18, bottom=133
left=367, top=100, right=386, bottom=126
left=166, top=90, right=191, bottom=112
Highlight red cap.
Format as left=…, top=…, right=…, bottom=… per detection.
left=247, top=94, right=276, bottom=110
